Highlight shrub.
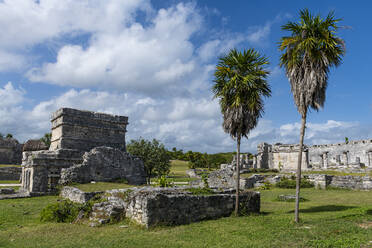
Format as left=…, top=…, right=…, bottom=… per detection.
left=276, top=177, right=314, bottom=189
left=40, top=195, right=107, bottom=223
left=40, top=200, right=83, bottom=223
left=156, top=175, right=174, bottom=187
left=257, top=181, right=272, bottom=190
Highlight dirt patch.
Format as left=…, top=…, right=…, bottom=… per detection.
left=358, top=221, right=372, bottom=229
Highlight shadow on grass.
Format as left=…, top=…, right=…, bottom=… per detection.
left=366, top=209, right=372, bottom=215
left=287, top=205, right=357, bottom=213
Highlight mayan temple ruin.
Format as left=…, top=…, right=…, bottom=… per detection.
left=255, top=140, right=372, bottom=171
left=20, top=108, right=147, bottom=195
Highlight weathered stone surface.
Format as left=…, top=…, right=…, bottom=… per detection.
left=60, top=147, right=146, bottom=185
left=50, top=108, right=128, bottom=152
left=86, top=187, right=260, bottom=227
left=185, top=169, right=209, bottom=178
left=0, top=137, right=23, bottom=165
left=0, top=188, right=15, bottom=194
left=23, top=139, right=49, bottom=152
left=60, top=186, right=103, bottom=204
left=0, top=166, right=21, bottom=180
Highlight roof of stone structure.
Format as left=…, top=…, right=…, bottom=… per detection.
left=23, top=139, right=49, bottom=152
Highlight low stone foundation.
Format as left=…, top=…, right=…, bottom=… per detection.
left=62, top=186, right=260, bottom=228
left=0, top=167, right=21, bottom=180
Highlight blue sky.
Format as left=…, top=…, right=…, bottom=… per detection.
left=0, top=0, right=371, bottom=153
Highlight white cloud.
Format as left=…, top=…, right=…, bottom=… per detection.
left=2, top=83, right=371, bottom=154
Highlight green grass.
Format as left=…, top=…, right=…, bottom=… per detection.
left=0, top=188, right=372, bottom=247
left=169, top=160, right=190, bottom=177
left=0, top=164, right=21, bottom=168
left=0, top=180, right=20, bottom=184
left=303, top=170, right=372, bottom=177
left=72, top=182, right=134, bottom=192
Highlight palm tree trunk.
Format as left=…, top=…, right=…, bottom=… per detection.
left=295, top=111, right=307, bottom=223
left=235, top=135, right=241, bottom=216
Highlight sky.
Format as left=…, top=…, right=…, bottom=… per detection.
left=0, top=0, right=371, bottom=153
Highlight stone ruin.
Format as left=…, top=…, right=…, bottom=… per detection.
left=256, top=140, right=372, bottom=172
left=20, top=108, right=146, bottom=195
left=61, top=186, right=260, bottom=228
left=0, top=137, right=23, bottom=165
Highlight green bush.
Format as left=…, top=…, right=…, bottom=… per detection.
left=156, top=175, right=174, bottom=187
left=40, top=195, right=107, bottom=223
left=276, top=177, right=314, bottom=189
left=257, top=181, right=272, bottom=190
left=40, top=200, right=83, bottom=223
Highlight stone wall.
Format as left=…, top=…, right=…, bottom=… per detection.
left=256, top=139, right=372, bottom=171
left=80, top=187, right=261, bottom=227
left=50, top=108, right=128, bottom=152
left=307, top=174, right=372, bottom=190
left=0, top=137, right=23, bottom=165
left=0, top=167, right=22, bottom=180
left=60, top=147, right=146, bottom=185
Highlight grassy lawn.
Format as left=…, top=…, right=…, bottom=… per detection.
left=71, top=182, right=134, bottom=192
left=0, top=187, right=371, bottom=247
left=170, top=160, right=190, bottom=177
left=0, top=180, right=20, bottom=184
left=0, top=164, right=21, bottom=168
left=303, top=170, right=372, bottom=177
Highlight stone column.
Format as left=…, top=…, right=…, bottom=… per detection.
left=368, top=151, right=372, bottom=168
left=342, top=152, right=348, bottom=166
left=322, top=153, right=328, bottom=169
left=253, top=156, right=257, bottom=169
left=336, top=155, right=341, bottom=165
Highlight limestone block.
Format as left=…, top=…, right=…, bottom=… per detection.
left=60, top=186, right=103, bottom=204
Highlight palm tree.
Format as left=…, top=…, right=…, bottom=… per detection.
left=213, top=48, right=271, bottom=215
left=279, top=9, right=345, bottom=223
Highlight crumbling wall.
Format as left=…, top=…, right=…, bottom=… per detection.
left=84, top=187, right=261, bottom=227
left=309, top=140, right=372, bottom=169
left=0, top=137, right=23, bottom=165
left=60, top=146, right=146, bottom=185
left=256, top=139, right=372, bottom=171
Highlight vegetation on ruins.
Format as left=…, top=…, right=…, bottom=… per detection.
left=213, top=48, right=271, bottom=215
left=279, top=9, right=345, bottom=222
left=40, top=133, right=52, bottom=147
left=127, top=138, right=171, bottom=184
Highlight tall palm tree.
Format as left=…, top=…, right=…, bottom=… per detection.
left=279, top=9, right=345, bottom=223
left=213, top=48, right=271, bottom=215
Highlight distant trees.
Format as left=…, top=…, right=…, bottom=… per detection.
left=279, top=9, right=345, bottom=223
left=127, top=138, right=171, bottom=184
left=213, top=48, right=271, bottom=215
left=6, top=133, right=13, bottom=139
